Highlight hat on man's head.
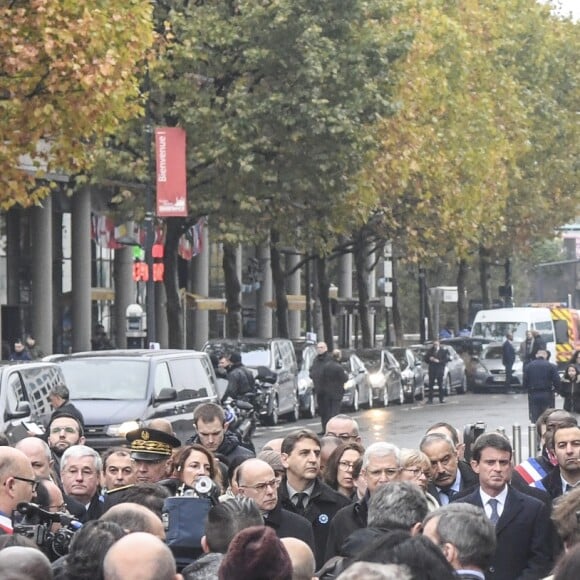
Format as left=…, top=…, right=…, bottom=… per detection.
left=218, top=525, right=292, bottom=580
left=126, top=427, right=181, bottom=461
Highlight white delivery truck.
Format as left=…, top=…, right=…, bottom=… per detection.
left=470, top=307, right=556, bottom=361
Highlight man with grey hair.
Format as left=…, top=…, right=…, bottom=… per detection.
left=0, top=547, right=53, bottom=580
left=325, top=442, right=401, bottom=560
left=60, top=444, right=104, bottom=521
left=367, top=481, right=428, bottom=536
left=324, top=415, right=362, bottom=444
left=420, top=432, right=478, bottom=506
left=423, top=503, right=496, bottom=579
left=336, top=562, right=411, bottom=580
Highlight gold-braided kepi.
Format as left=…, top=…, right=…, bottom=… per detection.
left=126, top=427, right=181, bottom=461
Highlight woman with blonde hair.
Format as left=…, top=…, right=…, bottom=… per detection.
left=399, top=448, right=438, bottom=511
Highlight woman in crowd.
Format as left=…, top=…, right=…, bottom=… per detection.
left=559, top=364, right=580, bottom=413
left=398, top=449, right=438, bottom=511
left=162, top=444, right=222, bottom=495
left=323, top=442, right=365, bottom=499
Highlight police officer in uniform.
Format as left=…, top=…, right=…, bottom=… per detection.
left=126, top=428, right=181, bottom=484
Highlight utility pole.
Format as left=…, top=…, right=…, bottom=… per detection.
left=419, top=266, right=428, bottom=342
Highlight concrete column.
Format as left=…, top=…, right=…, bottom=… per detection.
left=338, top=252, right=353, bottom=348
left=31, top=197, right=53, bottom=354
left=256, top=242, right=272, bottom=338
left=113, top=247, right=134, bottom=349
left=71, top=190, right=92, bottom=352
left=367, top=246, right=376, bottom=345
left=191, top=226, right=209, bottom=349
left=286, top=253, right=301, bottom=338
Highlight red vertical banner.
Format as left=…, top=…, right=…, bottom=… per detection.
left=155, top=127, right=187, bottom=217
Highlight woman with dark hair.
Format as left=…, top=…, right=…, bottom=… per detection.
left=559, top=364, right=580, bottom=413
left=323, top=442, right=365, bottom=499
left=554, top=543, right=580, bottom=580
left=162, top=444, right=222, bottom=495
left=52, top=520, right=126, bottom=580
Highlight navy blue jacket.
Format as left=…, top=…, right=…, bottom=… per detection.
left=523, top=358, right=561, bottom=392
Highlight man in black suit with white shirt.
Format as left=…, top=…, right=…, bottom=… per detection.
left=453, top=433, right=553, bottom=580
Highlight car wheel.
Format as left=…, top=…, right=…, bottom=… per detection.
left=416, top=381, right=424, bottom=401
left=263, top=397, right=279, bottom=426
left=395, top=382, right=404, bottom=405
left=456, top=374, right=467, bottom=395
left=382, top=386, right=389, bottom=407
left=304, top=393, right=316, bottom=418
left=287, top=394, right=299, bottom=422
left=445, top=376, right=452, bottom=397
left=351, top=389, right=360, bottom=412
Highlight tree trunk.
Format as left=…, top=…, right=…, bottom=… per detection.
left=223, top=242, right=242, bottom=338
left=457, top=259, right=469, bottom=330
left=392, top=256, right=403, bottom=345
left=353, top=236, right=372, bottom=348
left=164, top=218, right=184, bottom=348
left=316, top=256, right=333, bottom=349
left=270, top=229, right=289, bottom=338
left=479, top=245, right=492, bottom=310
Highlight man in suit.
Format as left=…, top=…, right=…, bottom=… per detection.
left=423, top=503, right=496, bottom=580
left=424, top=340, right=450, bottom=403
left=453, top=433, right=553, bottom=580
left=524, top=350, right=561, bottom=423
left=536, top=424, right=580, bottom=500
left=502, top=333, right=516, bottom=389
left=420, top=433, right=478, bottom=505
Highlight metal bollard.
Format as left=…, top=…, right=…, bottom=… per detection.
left=512, top=424, right=521, bottom=465
left=528, top=425, right=537, bottom=459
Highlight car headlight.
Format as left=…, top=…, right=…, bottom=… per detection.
left=297, top=377, right=312, bottom=394
left=106, top=420, right=140, bottom=437
left=369, top=373, right=385, bottom=388
left=344, top=378, right=356, bottom=390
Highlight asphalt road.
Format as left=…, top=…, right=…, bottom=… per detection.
left=253, top=390, right=556, bottom=460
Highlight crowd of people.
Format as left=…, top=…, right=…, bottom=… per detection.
left=1, top=395, right=580, bottom=580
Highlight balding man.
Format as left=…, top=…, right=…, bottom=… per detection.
left=103, top=532, right=182, bottom=580
left=281, top=537, right=316, bottom=580
left=14, top=437, right=54, bottom=480
left=262, top=438, right=284, bottom=454
left=0, top=547, right=53, bottom=579
left=236, top=458, right=314, bottom=551
left=100, top=503, right=165, bottom=539
left=325, top=415, right=362, bottom=444
left=0, top=447, right=37, bottom=534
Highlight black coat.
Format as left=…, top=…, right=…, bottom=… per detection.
left=324, top=494, right=368, bottom=562
left=538, top=466, right=564, bottom=501
left=188, top=431, right=254, bottom=466
left=454, top=486, right=553, bottom=580
left=310, top=354, right=348, bottom=400
left=424, top=346, right=450, bottom=374
left=502, top=340, right=516, bottom=368
left=265, top=501, right=316, bottom=552
left=523, top=359, right=561, bottom=392
left=279, top=477, right=350, bottom=569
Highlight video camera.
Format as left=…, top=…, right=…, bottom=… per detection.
left=13, top=502, right=82, bottom=560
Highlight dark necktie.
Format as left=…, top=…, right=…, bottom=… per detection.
left=565, top=484, right=574, bottom=493
left=440, top=488, right=456, bottom=503
left=294, top=492, right=308, bottom=515
left=488, top=498, right=500, bottom=525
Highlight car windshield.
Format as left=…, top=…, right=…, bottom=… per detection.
left=483, top=346, right=504, bottom=360
left=471, top=321, right=528, bottom=341
left=59, top=359, right=149, bottom=400
left=203, top=342, right=271, bottom=367
left=357, top=352, right=382, bottom=372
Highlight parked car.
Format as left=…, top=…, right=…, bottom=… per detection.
left=357, top=349, right=404, bottom=407
left=296, top=344, right=317, bottom=418
left=48, top=350, right=220, bottom=449
left=339, top=351, right=372, bottom=411
left=471, top=342, right=524, bottom=392
left=203, top=338, right=299, bottom=425
left=0, top=361, right=65, bottom=443
left=388, top=347, right=425, bottom=403
left=411, top=343, right=467, bottom=395
left=440, top=337, right=493, bottom=390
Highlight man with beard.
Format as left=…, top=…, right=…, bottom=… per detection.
left=420, top=433, right=478, bottom=505
left=537, top=424, right=580, bottom=499
left=47, top=414, right=85, bottom=474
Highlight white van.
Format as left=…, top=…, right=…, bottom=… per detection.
left=470, top=307, right=556, bottom=361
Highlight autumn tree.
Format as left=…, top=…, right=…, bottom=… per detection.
left=0, top=0, right=154, bottom=209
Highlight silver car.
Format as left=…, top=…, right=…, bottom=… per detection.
left=471, top=342, right=524, bottom=391
left=412, top=343, right=467, bottom=395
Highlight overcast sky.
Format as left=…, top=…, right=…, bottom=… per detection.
left=546, top=0, right=580, bottom=20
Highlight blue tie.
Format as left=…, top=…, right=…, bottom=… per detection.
left=488, top=499, right=500, bottom=525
